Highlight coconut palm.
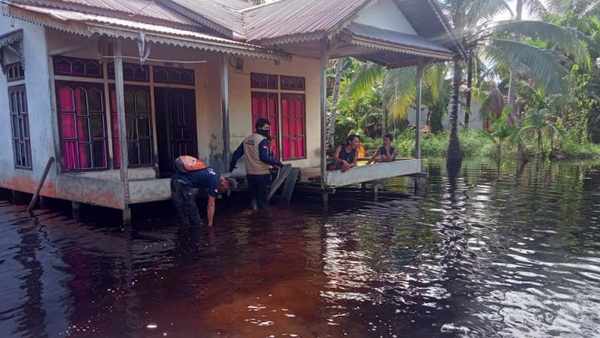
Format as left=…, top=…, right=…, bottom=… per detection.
left=545, top=0, right=600, bottom=16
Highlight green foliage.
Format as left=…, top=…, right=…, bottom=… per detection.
left=334, top=88, right=383, bottom=147
left=480, top=105, right=518, bottom=160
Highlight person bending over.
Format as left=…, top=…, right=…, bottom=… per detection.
left=171, top=155, right=236, bottom=226
left=327, top=134, right=360, bottom=172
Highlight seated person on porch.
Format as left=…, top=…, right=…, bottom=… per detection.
left=171, top=156, right=236, bottom=227
left=367, top=134, right=397, bottom=164
left=327, top=134, right=360, bottom=172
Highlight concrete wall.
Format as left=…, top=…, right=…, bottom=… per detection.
left=407, top=101, right=485, bottom=131
left=227, top=55, right=322, bottom=175
left=0, top=17, right=57, bottom=197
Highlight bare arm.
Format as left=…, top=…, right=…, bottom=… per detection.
left=206, top=195, right=216, bottom=226
left=332, top=145, right=345, bottom=164
left=367, top=147, right=381, bottom=164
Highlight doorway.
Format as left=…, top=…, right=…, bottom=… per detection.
left=155, top=88, right=197, bottom=178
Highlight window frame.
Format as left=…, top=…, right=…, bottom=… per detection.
left=250, top=72, right=307, bottom=160
left=8, top=82, right=32, bottom=170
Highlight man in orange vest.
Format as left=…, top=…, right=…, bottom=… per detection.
left=171, top=156, right=236, bottom=226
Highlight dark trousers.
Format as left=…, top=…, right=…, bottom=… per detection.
left=170, top=178, right=202, bottom=226
left=247, top=174, right=271, bottom=210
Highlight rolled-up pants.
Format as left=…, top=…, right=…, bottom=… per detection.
left=170, top=178, right=202, bottom=226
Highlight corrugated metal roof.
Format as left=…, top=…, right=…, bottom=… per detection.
left=8, top=0, right=199, bottom=29
left=5, top=3, right=288, bottom=60
left=242, top=0, right=372, bottom=43
left=159, top=0, right=248, bottom=37
left=344, top=23, right=453, bottom=57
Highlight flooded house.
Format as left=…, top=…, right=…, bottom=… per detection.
left=0, top=0, right=465, bottom=221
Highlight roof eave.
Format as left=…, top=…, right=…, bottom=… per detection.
left=3, top=3, right=289, bottom=62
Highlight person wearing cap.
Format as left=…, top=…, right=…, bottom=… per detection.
left=229, top=118, right=283, bottom=210
left=171, top=155, right=236, bottom=227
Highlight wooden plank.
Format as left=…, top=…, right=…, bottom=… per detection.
left=268, top=164, right=292, bottom=200
left=280, top=167, right=300, bottom=204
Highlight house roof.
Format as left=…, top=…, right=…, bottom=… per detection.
left=343, top=23, right=453, bottom=59
left=5, top=0, right=200, bottom=30
left=2, top=2, right=288, bottom=61
left=241, top=0, right=373, bottom=44
left=156, top=0, right=249, bottom=39
left=2, top=0, right=465, bottom=66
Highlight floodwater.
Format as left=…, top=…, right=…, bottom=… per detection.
left=1, top=159, right=599, bottom=338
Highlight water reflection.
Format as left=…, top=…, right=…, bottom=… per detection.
left=0, top=160, right=599, bottom=337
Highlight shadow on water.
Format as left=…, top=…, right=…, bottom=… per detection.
left=1, top=159, right=600, bottom=337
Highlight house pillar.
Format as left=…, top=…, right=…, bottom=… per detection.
left=319, top=38, right=330, bottom=203
left=114, top=39, right=131, bottom=223
left=221, top=55, right=231, bottom=167
left=415, top=59, right=424, bottom=160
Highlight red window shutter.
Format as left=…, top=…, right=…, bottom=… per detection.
left=251, top=92, right=279, bottom=157
left=281, top=94, right=305, bottom=160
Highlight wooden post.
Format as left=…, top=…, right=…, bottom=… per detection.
left=72, top=201, right=81, bottom=220
left=221, top=54, right=231, bottom=170
left=415, top=59, right=424, bottom=160
left=114, top=40, right=131, bottom=223
left=27, top=157, right=55, bottom=215
left=319, top=38, right=330, bottom=204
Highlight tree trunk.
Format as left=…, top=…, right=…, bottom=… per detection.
left=327, top=59, right=344, bottom=150
left=464, top=51, right=472, bottom=128
left=507, top=0, right=523, bottom=126
left=447, top=58, right=463, bottom=164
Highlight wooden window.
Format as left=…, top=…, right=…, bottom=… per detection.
left=251, top=92, right=279, bottom=158
left=110, top=86, right=153, bottom=167
left=251, top=73, right=278, bottom=89
left=250, top=73, right=306, bottom=160
left=53, top=56, right=102, bottom=78
left=280, top=75, right=305, bottom=91
left=8, top=85, right=32, bottom=169
left=6, top=62, right=24, bottom=82
left=107, top=62, right=150, bottom=82
left=56, top=81, right=108, bottom=171
left=281, top=94, right=305, bottom=160
left=153, top=66, right=194, bottom=85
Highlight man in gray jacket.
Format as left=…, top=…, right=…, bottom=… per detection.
left=229, top=118, right=283, bottom=210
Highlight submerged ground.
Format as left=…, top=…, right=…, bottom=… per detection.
left=1, top=159, right=599, bottom=337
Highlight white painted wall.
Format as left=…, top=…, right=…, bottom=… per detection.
left=0, top=16, right=56, bottom=189
left=406, top=101, right=485, bottom=131
left=227, top=55, right=322, bottom=175
left=355, top=0, right=417, bottom=35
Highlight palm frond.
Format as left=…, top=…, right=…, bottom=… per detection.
left=479, top=86, right=505, bottom=121
left=344, top=62, right=384, bottom=101
left=493, top=20, right=591, bottom=69
left=523, top=0, right=548, bottom=18
left=484, top=39, right=570, bottom=94
left=382, top=67, right=418, bottom=122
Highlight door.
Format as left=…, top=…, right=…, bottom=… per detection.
left=155, top=88, right=197, bottom=178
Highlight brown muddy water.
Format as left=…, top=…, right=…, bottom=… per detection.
left=1, top=159, right=600, bottom=338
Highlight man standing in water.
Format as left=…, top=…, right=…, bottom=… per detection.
left=171, top=155, right=236, bottom=226
left=229, top=118, right=283, bottom=210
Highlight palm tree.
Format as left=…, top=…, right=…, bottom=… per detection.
left=481, top=105, right=518, bottom=162
left=512, top=82, right=566, bottom=155
left=506, top=0, right=547, bottom=124
left=438, top=0, right=512, bottom=164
